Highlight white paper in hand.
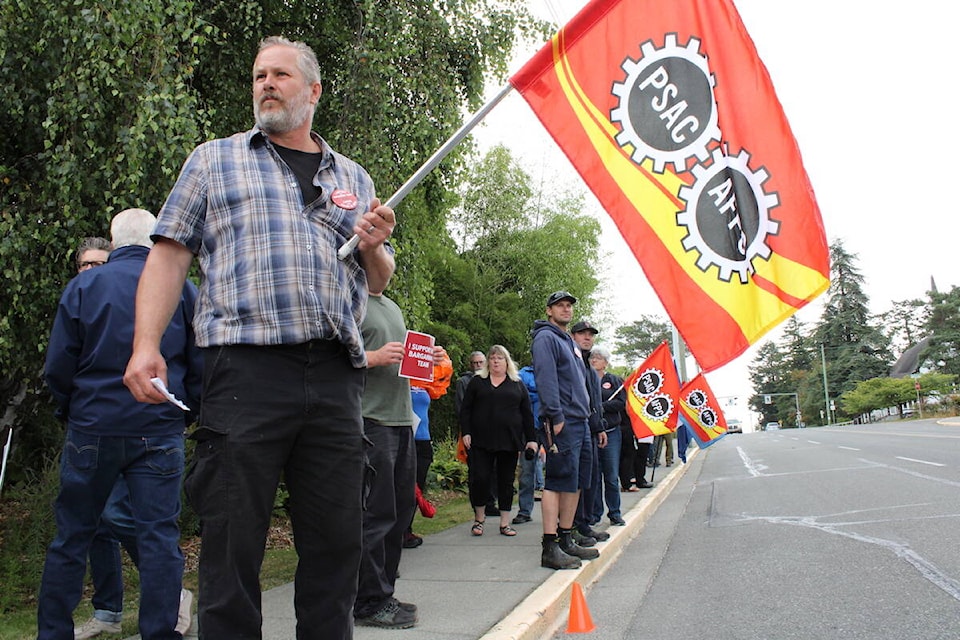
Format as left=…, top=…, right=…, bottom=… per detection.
left=149, top=377, right=191, bottom=411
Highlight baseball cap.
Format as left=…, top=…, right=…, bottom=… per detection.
left=546, top=290, right=577, bottom=306
left=570, top=320, right=599, bottom=335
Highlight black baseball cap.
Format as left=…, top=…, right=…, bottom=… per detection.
left=546, top=290, right=577, bottom=306
left=570, top=320, right=598, bottom=335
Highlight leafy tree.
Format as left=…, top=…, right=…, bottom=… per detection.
left=922, top=286, right=960, bottom=376
left=748, top=341, right=789, bottom=425
left=183, top=1, right=549, bottom=326
left=781, top=316, right=813, bottom=372
left=437, top=145, right=600, bottom=357
left=813, top=240, right=892, bottom=419
left=916, top=372, right=957, bottom=399
left=840, top=377, right=914, bottom=419
left=0, top=0, right=548, bottom=476
left=1, top=0, right=213, bottom=474
left=879, top=297, right=928, bottom=357
left=614, top=315, right=672, bottom=366
left=840, top=372, right=956, bottom=420
left=427, top=145, right=602, bottom=441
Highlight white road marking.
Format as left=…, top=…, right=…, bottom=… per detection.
left=807, top=440, right=821, bottom=444
left=896, top=456, right=945, bottom=467
left=838, top=446, right=860, bottom=451
left=737, top=446, right=766, bottom=477
left=736, top=510, right=960, bottom=602
left=858, top=458, right=960, bottom=488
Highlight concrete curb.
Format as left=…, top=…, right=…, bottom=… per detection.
left=479, top=446, right=700, bottom=640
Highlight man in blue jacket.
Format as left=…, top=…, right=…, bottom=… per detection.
left=531, top=291, right=599, bottom=570
left=514, top=365, right=544, bottom=525
left=39, top=208, right=201, bottom=640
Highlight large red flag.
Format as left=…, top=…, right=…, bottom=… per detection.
left=510, top=0, right=829, bottom=372
left=678, top=373, right=728, bottom=447
left=624, top=342, right=681, bottom=439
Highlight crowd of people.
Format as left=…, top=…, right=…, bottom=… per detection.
left=36, top=35, right=661, bottom=640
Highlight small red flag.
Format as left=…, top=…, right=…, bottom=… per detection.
left=624, top=342, right=681, bottom=439
left=678, top=373, right=728, bottom=446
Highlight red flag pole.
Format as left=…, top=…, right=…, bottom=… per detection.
left=337, top=84, right=514, bottom=260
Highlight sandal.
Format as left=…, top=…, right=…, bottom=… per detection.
left=471, top=520, right=484, bottom=536
left=499, top=525, right=517, bottom=537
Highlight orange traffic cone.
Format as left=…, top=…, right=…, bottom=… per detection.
left=565, top=582, right=596, bottom=634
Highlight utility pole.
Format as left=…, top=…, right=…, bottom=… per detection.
left=820, top=343, right=832, bottom=425
left=672, top=326, right=688, bottom=384
left=763, top=392, right=803, bottom=428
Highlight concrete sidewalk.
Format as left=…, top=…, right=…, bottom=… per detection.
left=167, top=451, right=697, bottom=640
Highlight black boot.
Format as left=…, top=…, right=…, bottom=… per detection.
left=571, top=529, right=597, bottom=547
left=541, top=536, right=582, bottom=570
left=559, top=529, right=599, bottom=560
left=578, top=525, right=610, bottom=542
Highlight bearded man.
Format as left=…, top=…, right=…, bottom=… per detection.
left=124, top=36, right=395, bottom=640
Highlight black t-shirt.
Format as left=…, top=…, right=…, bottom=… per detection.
left=274, top=143, right=322, bottom=205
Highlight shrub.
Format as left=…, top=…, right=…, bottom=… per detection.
left=0, top=455, right=59, bottom=612
left=428, top=437, right=468, bottom=492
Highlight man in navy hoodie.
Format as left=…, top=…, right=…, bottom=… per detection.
left=40, top=208, right=201, bottom=640
left=531, top=291, right=599, bottom=570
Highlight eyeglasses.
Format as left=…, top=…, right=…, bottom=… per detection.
left=470, top=360, right=485, bottom=365
left=78, top=260, right=106, bottom=271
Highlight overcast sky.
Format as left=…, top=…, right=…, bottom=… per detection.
left=471, top=0, right=958, bottom=423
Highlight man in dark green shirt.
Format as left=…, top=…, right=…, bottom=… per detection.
left=354, top=291, right=445, bottom=630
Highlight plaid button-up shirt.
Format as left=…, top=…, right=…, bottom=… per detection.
left=154, top=128, right=380, bottom=367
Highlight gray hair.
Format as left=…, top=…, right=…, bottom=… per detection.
left=75, top=236, right=111, bottom=269
left=590, top=345, right=613, bottom=362
left=110, top=208, right=156, bottom=249
left=258, top=36, right=322, bottom=86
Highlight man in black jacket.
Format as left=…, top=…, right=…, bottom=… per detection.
left=570, top=321, right=610, bottom=544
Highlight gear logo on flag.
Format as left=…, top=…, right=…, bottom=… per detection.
left=677, top=148, right=781, bottom=283
left=632, top=367, right=675, bottom=423
left=643, top=393, right=675, bottom=422
left=633, top=367, right=665, bottom=396
left=684, top=387, right=718, bottom=426
left=610, top=34, right=720, bottom=173
left=698, top=406, right=719, bottom=427
left=686, top=388, right=708, bottom=409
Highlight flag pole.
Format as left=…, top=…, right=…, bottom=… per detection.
left=0, top=428, right=12, bottom=497
left=337, top=84, right=515, bottom=260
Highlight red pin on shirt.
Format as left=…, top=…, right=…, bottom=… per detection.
left=330, top=188, right=358, bottom=210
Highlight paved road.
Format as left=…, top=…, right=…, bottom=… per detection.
left=559, top=418, right=960, bottom=639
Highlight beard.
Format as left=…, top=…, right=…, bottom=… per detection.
left=254, top=87, right=314, bottom=135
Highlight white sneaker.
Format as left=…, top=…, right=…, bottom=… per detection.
left=74, top=616, right=122, bottom=639
left=176, top=588, right=194, bottom=635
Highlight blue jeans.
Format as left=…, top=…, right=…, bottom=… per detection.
left=517, top=450, right=536, bottom=517
left=38, top=430, right=184, bottom=640
left=89, top=479, right=140, bottom=622
left=591, top=428, right=622, bottom=520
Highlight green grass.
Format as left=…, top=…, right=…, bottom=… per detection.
left=411, top=489, right=472, bottom=537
